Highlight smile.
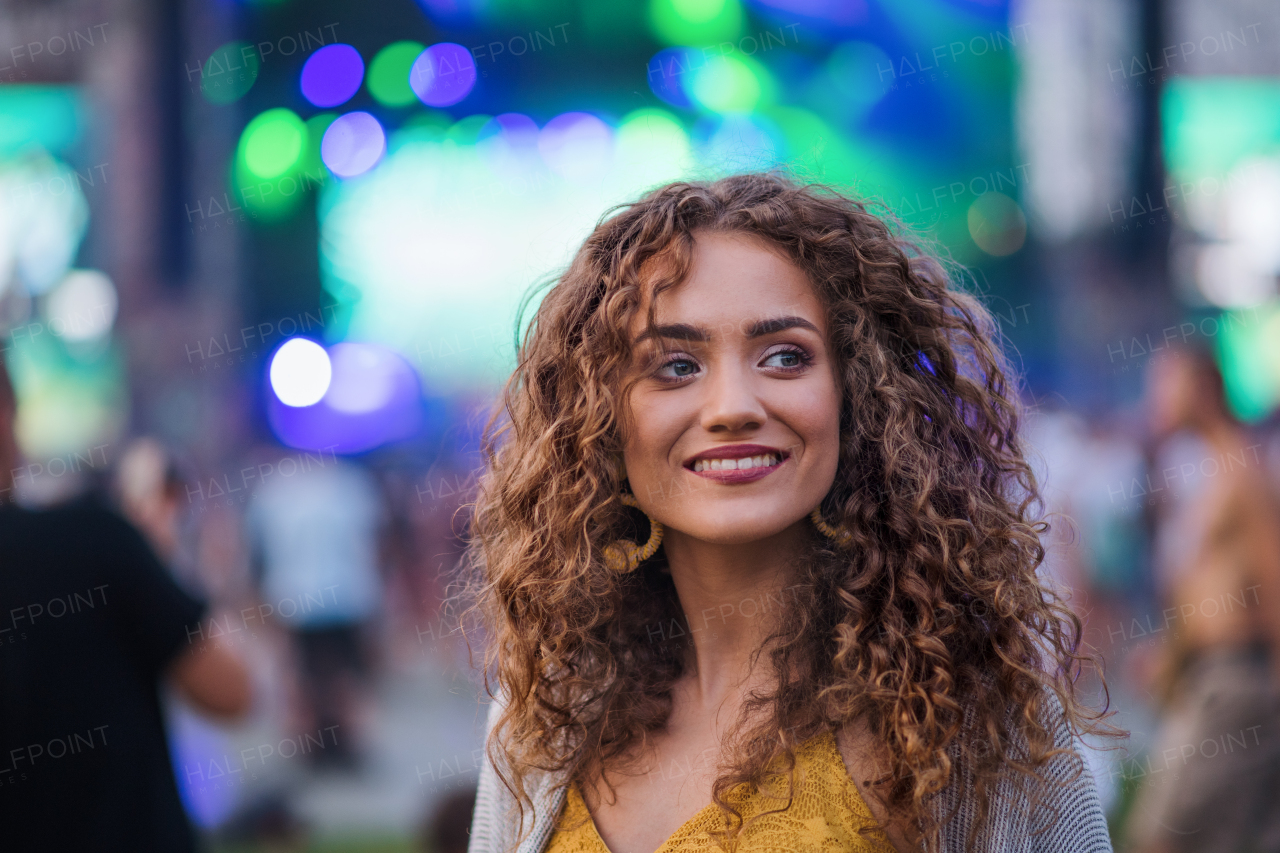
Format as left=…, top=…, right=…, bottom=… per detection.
left=684, top=444, right=789, bottom=484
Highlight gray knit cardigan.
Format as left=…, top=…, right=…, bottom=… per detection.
left=466, top=686, right=1114, bottom=853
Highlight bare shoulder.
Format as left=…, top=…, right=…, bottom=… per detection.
left=833, top=721, right=921, bottom=853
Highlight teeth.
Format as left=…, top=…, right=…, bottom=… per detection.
left=693, top=454, right=781, bottom=472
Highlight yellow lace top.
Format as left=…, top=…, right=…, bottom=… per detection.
left=545, top=729, right=894, bottom=853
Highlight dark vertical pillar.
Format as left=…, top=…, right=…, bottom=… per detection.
left=154, top=0, right=188, bottom=288
left=1133, top=0, right=1172, bottom=269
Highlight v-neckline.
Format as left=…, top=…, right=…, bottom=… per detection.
left=573, top=729, right=839, bottom=853
left=574, top=779, right=721, bottom=853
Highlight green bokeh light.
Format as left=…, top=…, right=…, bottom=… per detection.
left=240, top=108, right=306, bottom=180
left=689, top=54, right=774, bottom=113
left=1217, top=301, right=1280, bottom=422
left=8, top=330, right=125, bottom=461
left=649, top=0, right=744, bottom=46
left=200, top=41, right=261, bottom=105
left=0, top=85, right=81, bottom=157
left=368, top=41, right=426, bottom=107
left=1164, top=78, right=1280, bottom=182
left=232, top=109, right=313, bottom=222
left=616, top=108, right=693, bottom=187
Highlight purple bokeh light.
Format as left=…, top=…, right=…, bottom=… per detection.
left=538, top=112, right=613, bottom=181
left=320, top=112, right=386, bottom=178
left=267, top=342, right=423, bottom=454
left=300, top=44, right=365, bottom=108
left=476, top=113, right=539, bottom=171
left=409, top=42, right=476, bottom=107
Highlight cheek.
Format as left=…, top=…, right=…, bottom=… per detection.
left=622, top=395, right=684, bottom=477
left=785, top=382, right=842, bottom=456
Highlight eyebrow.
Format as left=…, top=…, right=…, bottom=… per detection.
left=631, top=315, right=820, bottom=346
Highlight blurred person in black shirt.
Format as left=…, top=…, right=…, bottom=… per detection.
left=0, top=354, right=253, bottom=851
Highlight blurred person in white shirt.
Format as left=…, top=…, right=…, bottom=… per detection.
left=245, top=453, right=388, bottom=771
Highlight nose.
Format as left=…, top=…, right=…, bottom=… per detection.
left=699, top=361, right=766, bottom=434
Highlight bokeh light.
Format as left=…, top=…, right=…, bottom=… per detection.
left=239, top=108, right=306, bottom=180
left=538, top=113, right=614, bottom=182
left=647, top=48, right=697, bottom=108
left=368, top=41, right=426, bottom=107
left=823, top=41, right=894, bottom=116
left=967, top=192, right=1027, bottom=256
left=43, top=269, right=118, bottom=342
left=615, top=109, right=694, bottom=187
left=267, top=342, right=423, bottom=453
left=0, top=154, right=89, bottom=296
left=300, top=44, right=365, bottom=109
left=321, top=112, right=386, bottom=178
left=697, top=114, right=780, bottom=171
left=688, top=54, right=774, bottom=113
left=269, top=338, right=332, bottom=407
left=1218, top=303, right=1280, bottom=421
left=200, top=41, right=260, bottom=105
left=476, top=113, right=541, bottom=180
left=649, top=0, right=746, bottom=46
left=409, top=43, right=477, bottom=107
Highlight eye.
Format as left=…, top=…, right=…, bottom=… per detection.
left=762, top=347, right=811, bottom=372
left=655, top=355, right=700, bottom=382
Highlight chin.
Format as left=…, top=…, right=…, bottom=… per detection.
left=674, top=511, right=802, bottom=546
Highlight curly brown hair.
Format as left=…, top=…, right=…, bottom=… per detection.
left=457, top=172, right=1110, bottom=851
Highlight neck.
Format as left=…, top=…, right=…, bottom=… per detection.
left=660, top=520, right=807, bottom=713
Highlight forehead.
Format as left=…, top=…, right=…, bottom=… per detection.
left=633, top=231, right=824, bottom=331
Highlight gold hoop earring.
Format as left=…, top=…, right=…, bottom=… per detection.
left=604, top=492, right=664, bottom=573
left=810, top=507, right=853, bottom=547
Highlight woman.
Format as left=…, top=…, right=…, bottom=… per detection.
left=459, top=173, right=1114, bottom=853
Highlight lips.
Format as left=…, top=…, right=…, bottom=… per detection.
left=684, top=444, right=789, bottom=484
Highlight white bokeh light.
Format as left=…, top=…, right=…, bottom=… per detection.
left=44, top=269, right=118, bottom=342
left=269, top=338, right=332, bottom=407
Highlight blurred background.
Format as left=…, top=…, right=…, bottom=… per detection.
left=2, top=0, right=1280, bottom=849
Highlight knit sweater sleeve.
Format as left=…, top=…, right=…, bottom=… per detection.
left=1024, top=691, right=1112, bottom=853
left=934, top=689, right=1113, bottom=853
left=468, top=693, right=509, bottom=853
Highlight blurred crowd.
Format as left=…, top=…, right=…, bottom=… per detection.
left=5, top=339, right=1280, bottom=853
left=0, top=351, right=480, bottom=852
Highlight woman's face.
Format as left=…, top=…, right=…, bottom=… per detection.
left=621, top=230, right=843, bottom=546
